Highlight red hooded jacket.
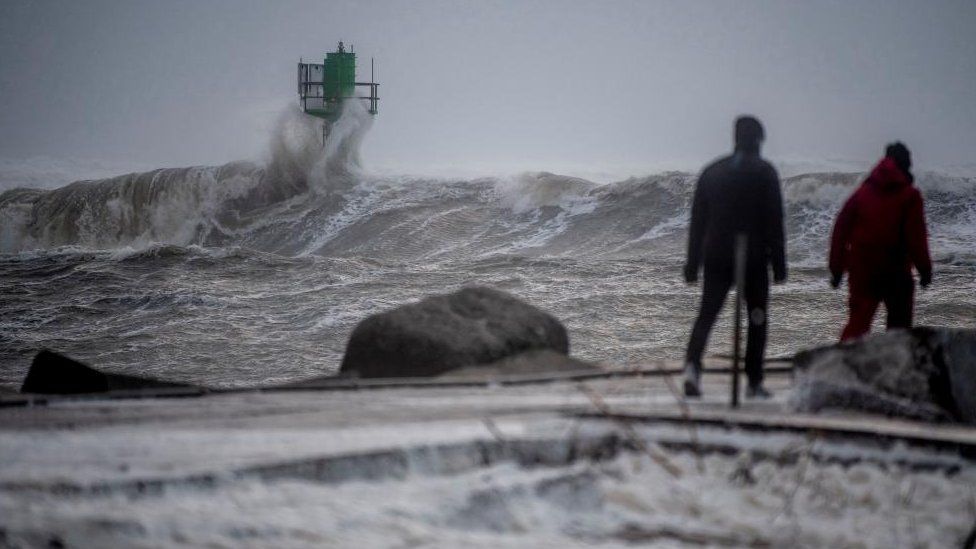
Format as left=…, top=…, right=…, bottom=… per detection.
left=829, top=158, right=932, bottom=292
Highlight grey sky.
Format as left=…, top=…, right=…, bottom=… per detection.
left=1, top=0, right=974, bottom=175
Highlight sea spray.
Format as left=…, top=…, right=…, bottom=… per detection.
left=0, top=102, right=374, bottom=254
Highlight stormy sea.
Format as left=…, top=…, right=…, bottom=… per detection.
left=1, top=104, right=975, bottom=392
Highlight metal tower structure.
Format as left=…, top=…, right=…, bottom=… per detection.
left=298, top=41, right=379, bottom=144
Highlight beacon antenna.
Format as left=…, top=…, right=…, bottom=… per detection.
left=297, top=41, right=380, bottom=145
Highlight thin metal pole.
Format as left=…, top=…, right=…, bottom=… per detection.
left=731, top=233, right=747, bottom=408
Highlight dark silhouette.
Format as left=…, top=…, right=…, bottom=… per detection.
left=21, top=350, right=196, bottom=395
left=683, top=116, right=786, bottom=398
left=829, top=142, right=932, bottom=341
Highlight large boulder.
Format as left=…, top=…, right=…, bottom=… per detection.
left=791, top=328, right=976, bottom=424
left=940, top=329, right=976, bottom=424
left=21, top=350, right=196, bottom=395
left=339, top=286, right=581, bottom=378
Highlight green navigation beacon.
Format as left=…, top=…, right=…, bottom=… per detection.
left=298, top=41, right=379, bottom=144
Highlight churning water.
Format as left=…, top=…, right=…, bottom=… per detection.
left=1, top=104, right=974, bottom=390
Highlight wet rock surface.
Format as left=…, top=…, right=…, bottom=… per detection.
left=340, top=286, right=575, bottom=378
left=940, top=329, right=976, bottom=424
left=791, top=327, right=976, bottom=423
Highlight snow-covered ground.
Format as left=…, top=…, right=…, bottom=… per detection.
left=2, top=420, right=974, bottom=546
left=2, top=373, right=975, bottom=548
left=2, top=430, right=973, bottom=548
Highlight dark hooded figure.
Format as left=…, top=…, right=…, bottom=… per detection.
left=828, top=142, right=932, bottom=341
left=682, top=116, right=786, bottom=399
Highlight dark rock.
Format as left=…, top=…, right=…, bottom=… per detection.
left=936, top=329, right=976, bottom=424
left=21, top=350, right=194, bottom=395
left=791, top=328, right=976, bottom=423
left=340, top=286, right=573, bottom=378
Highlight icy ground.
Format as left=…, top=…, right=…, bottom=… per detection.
left=2, top=420, right=974, bottom=548
left=2, top=444, right=974, bottom=548
left=2, top=372, right=975, bottom=548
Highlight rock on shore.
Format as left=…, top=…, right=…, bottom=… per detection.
left=21, top=350, right=196, bottom=395
left=791, top=327, right=976, bottom=424
left=340, top=286, right=590, bottom=378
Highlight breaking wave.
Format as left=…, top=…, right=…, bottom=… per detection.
left=2, top=110, right=975, bottom=390
left=1, top=110, right=974, bottom=268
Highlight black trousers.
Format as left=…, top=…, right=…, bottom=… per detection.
left=685, top=267, right=769, bottom=385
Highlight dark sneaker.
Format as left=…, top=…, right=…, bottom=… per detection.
left=745, top=384, right=772, bottom=399
left=683, top=362, right=701, bottom=398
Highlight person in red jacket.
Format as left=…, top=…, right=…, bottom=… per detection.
left=829, top=142, right=932, bottom=341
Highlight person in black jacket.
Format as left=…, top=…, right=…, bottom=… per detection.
left=682, top=116, right=787, bottom=398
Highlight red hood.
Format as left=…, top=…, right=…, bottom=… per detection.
left=864, top=157, right=910, bottom=193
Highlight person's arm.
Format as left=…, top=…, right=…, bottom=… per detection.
left=684, top=171, right=709, bottom=282
left=829, top=193, right=857, bottom=287
left=905, top=189, right=933, bottom=287
left=765, top=167, right=787, bottom=282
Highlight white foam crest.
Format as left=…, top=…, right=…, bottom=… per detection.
left=635, top=211, right=689, bottom=242
left=504, top=195, right=600, bottom=252
left=783, top=174, right=860, bottom=205
left=915, top=171, right=976, bottom=195
left=930, top=203, right=976, bottom=264
left=0, top=102, right=374, bottom=254
left=1, top=152, right=973, bottom=266
left=495, top=172, right=597, bottom=214
left=298, top=181, right=386, bottom=256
